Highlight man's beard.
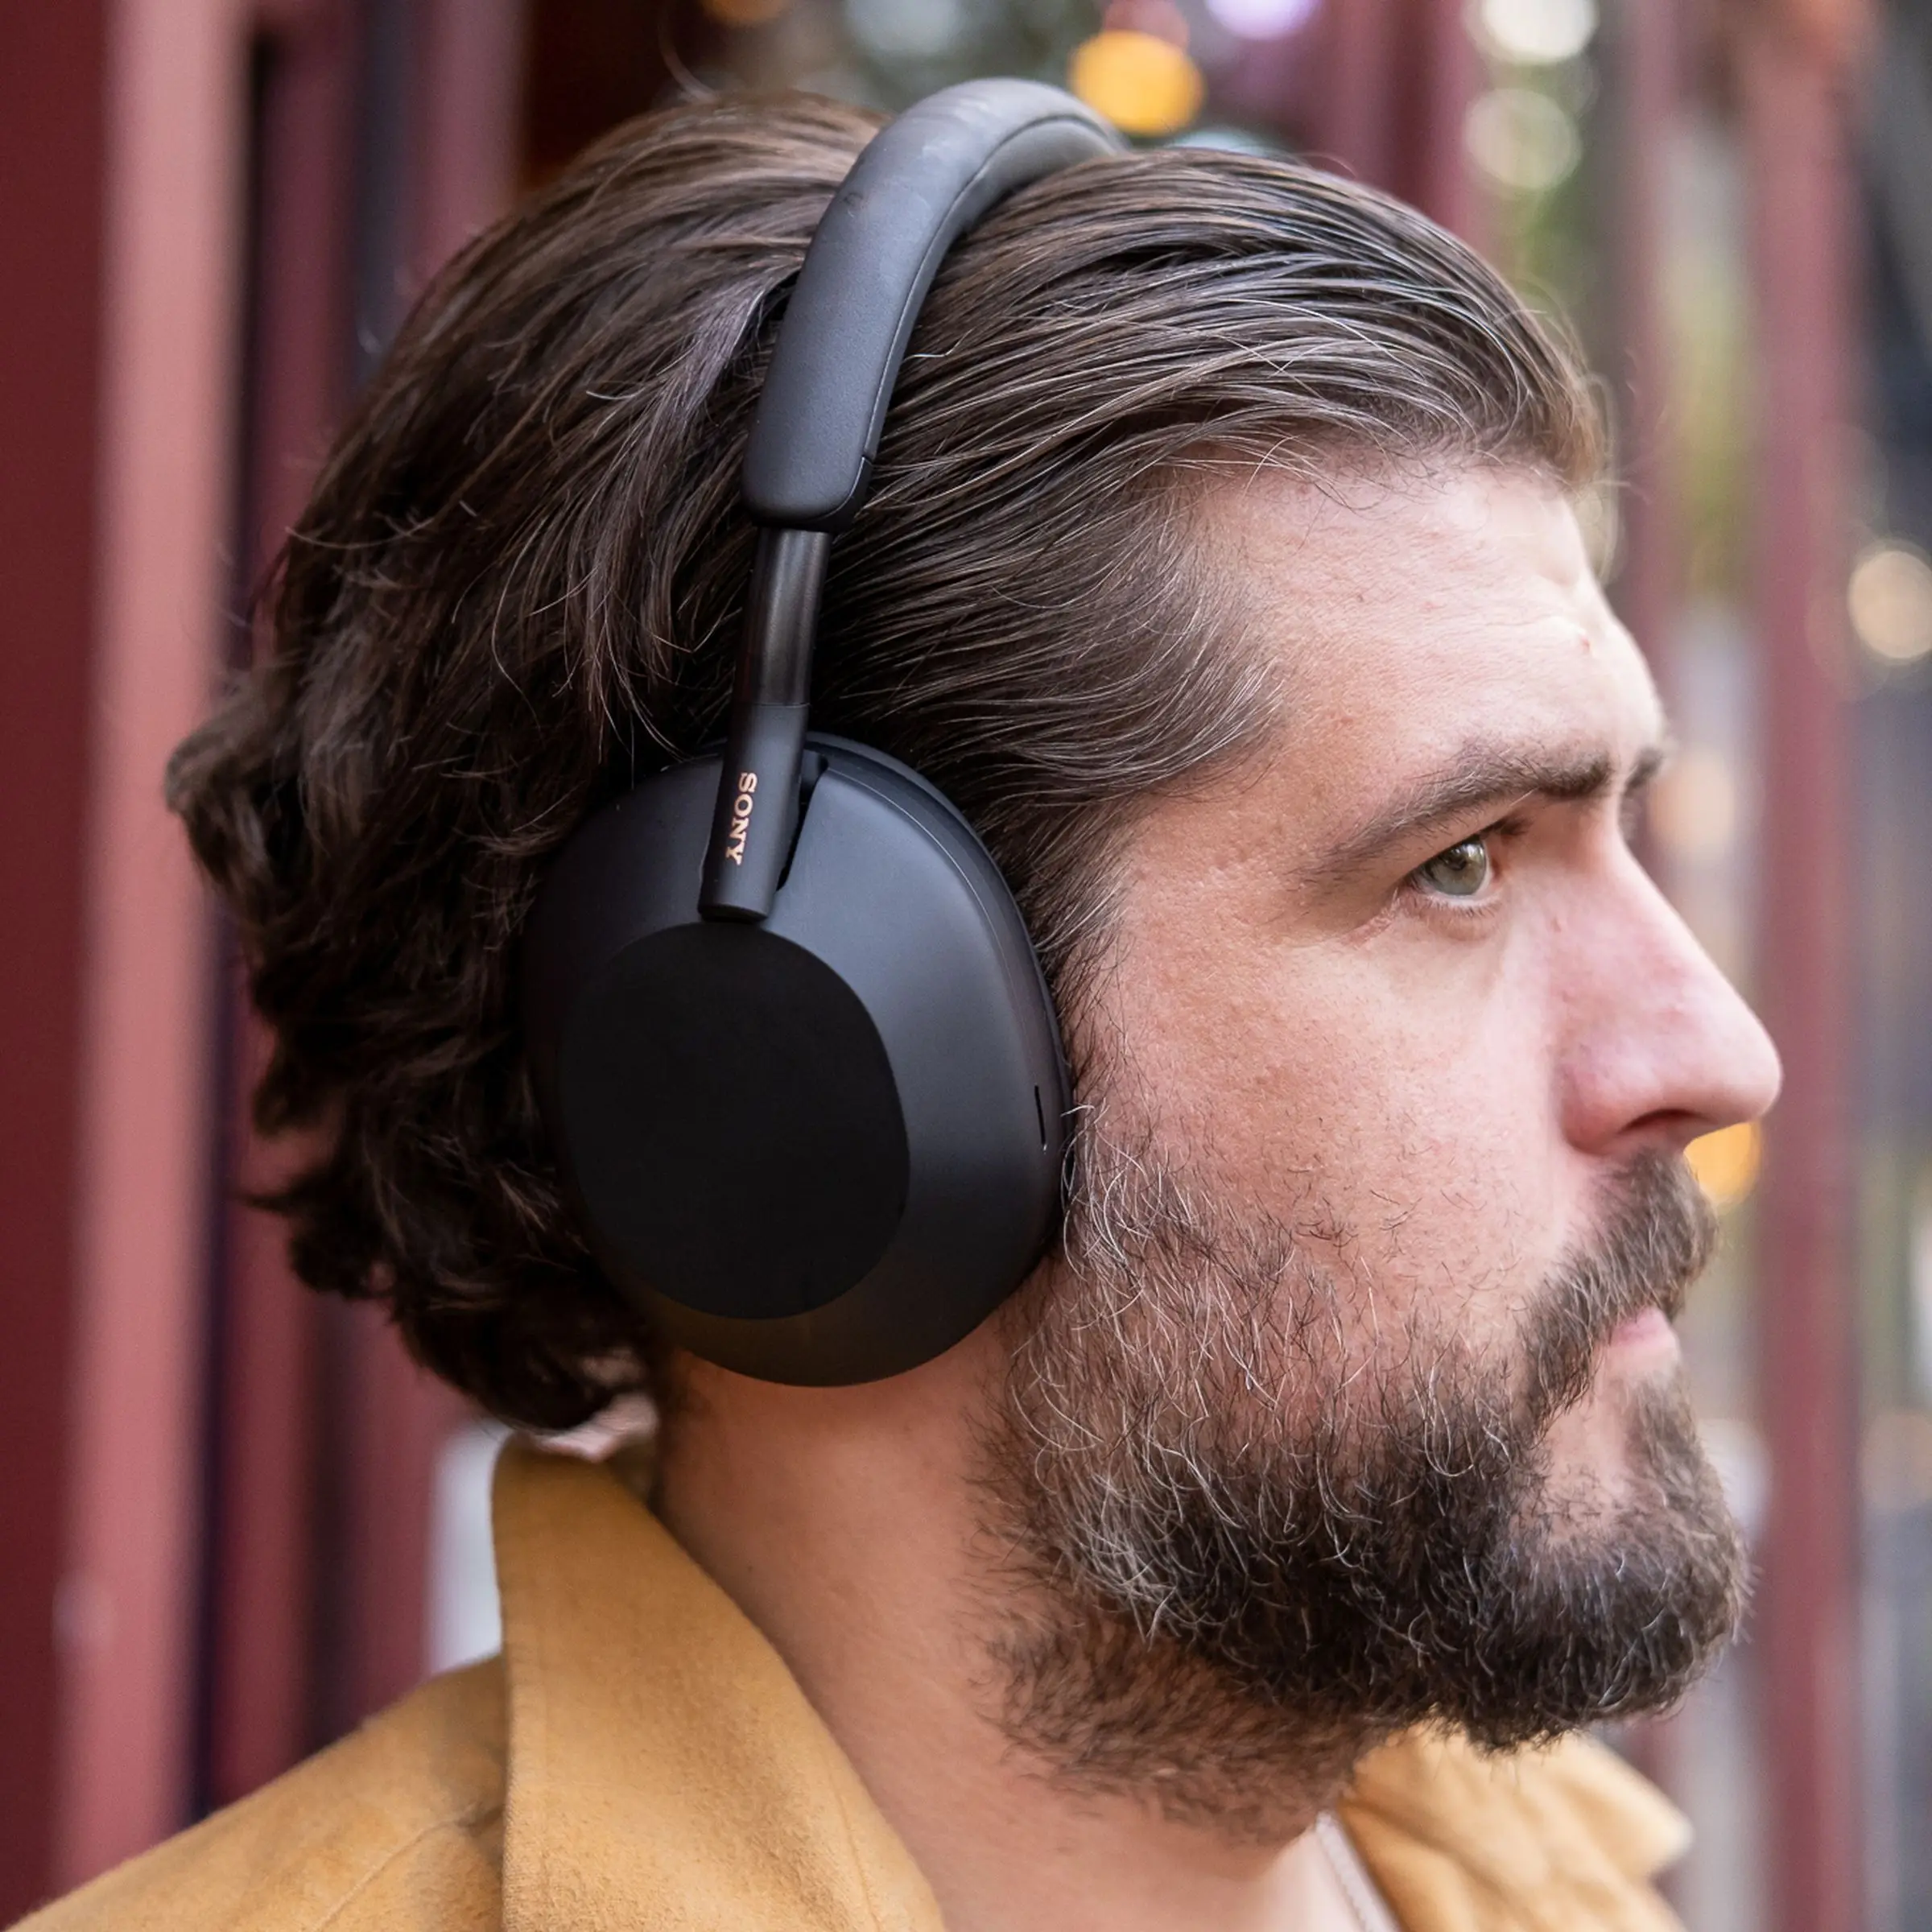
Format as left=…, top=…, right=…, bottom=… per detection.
left=977, top=1115, right=1747, bottom=1833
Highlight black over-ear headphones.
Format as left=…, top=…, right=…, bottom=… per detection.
left=522, top=81, right=1124, bottom=1385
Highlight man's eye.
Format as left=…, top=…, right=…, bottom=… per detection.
left=1414, top=836, right=1491, bottom=898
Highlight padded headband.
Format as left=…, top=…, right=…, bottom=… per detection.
left=699, top=80, right=1122, bottom=922
left=744, top=78, right=1121, bottom=530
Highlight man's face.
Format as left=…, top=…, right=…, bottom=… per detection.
left=982, top=464, right=1781, bottom=1811
left=1110, top=464, right=1778, bottom=1505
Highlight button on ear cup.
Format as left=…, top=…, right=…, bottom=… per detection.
left=558, top=923, right=910, bottom=1321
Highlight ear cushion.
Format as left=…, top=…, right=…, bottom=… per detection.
left=523, top=737, right=1069, bottom=1385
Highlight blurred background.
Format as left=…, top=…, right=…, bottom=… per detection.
left=0, top=0, right=1922, bottom=1925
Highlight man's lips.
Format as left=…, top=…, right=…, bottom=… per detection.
left=1607, top=1306, right=1678, bottom=1359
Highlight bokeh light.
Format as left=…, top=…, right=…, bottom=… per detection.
left=1848, top=539, right=1932, bottom=664
left=1463, top=87, right=1580, bottom=192
left=1476, top=0, right=1598, bottom=65
left=1649, top=746, right=1740, bottom=864
left=1068, top=30, right=1205, bottom=137
left=1203, top=0, right=1321, bottom=40
left=1687, top=1121, right=1763, bottom=1210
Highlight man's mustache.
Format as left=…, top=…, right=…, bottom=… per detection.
left=1521, top=1150, right=1717, bottom=1426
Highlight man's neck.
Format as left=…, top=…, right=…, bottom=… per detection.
left=650, top=1341, right=1363, bottom=1932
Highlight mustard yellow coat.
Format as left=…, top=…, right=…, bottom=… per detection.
left=19, top=1441, right=1693, bottom=1931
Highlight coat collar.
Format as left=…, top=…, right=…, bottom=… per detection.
left=493, top=1439, right=946, bottom=1932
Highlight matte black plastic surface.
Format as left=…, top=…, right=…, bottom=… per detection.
left=524, top=738, right=1071, bottom=1384
left=559, top=925, right=909, bottom=1318
left=699, top=699, right=809, bottom=919
left=740, top=80, right=1120, bottom=531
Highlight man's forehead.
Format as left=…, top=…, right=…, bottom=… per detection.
left=1199, top=456, right=1598, bottom=588
left=1195, top=463, right=1665, bottom=803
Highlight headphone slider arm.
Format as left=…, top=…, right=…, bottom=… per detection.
left=698, top=700, right=810, bottom=921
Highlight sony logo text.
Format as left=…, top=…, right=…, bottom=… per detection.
left=724, top=770, right=758, bottom=865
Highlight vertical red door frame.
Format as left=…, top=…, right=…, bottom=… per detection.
left=1742, top=8, right=1866, bottom=1931
left=52, top=0, right=250, bottom=1889
left=417, top=0, right=526, bottom=265
left=0, top=2, right=109, bottom=1916
left=1607, top=0, right=1682, bottom=704
left=1406, top=0, right=1487, bottom=249
left=1597, top=2, right=1691, bottom=1827
left=1311, top=0, right=1485, bottom=247
left=205, top=0, right=526, bottom=1791
left=201, top=0, right=360, bottom=1810
left=1314, top=0, right=1402, bottom=189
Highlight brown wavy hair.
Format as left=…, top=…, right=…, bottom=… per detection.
left=167, top=91, right=1600, bottom=1429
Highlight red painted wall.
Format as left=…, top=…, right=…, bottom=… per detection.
left=0, top=2, right=107, bottom=1916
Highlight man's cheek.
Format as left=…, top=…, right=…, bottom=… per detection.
left=1358, top=1114, right=1552, bottom=1307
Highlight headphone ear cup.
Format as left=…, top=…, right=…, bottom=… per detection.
left=557, top=923, right=910, bottom=1322
left=523, top=738, right=1069, bottom=1385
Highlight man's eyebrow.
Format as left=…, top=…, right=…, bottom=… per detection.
left=1304, top=738, right=1665, bottom=890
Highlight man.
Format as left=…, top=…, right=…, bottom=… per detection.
left=25, top=83, right=1779, bottom=1932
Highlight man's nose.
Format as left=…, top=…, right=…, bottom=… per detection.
left=1556, top=852, right=1785, bottom=1158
